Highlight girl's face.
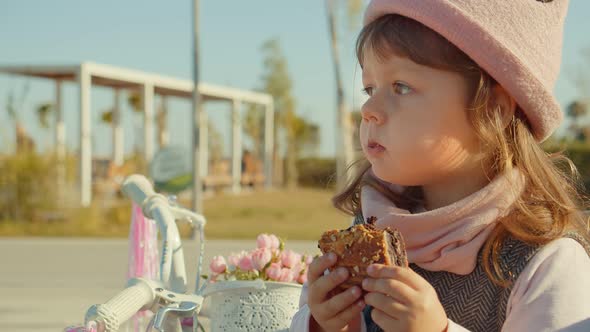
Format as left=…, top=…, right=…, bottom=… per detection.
left=359, top=48, right=484, bottom=186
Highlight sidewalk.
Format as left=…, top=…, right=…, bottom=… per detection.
left=0, top=237, right=318, bottom=332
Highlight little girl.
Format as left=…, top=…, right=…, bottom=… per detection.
left=291, top=0, right=590, bottom=331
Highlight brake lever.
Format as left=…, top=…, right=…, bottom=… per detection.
left=153, top=301, right=201, bottom=331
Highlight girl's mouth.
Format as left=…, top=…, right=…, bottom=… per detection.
left=367, top=140, right=386, bottom=156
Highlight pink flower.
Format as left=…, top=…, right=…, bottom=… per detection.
left=227, top=253, right=241, bottom=269
left=292, top=262, right=306, bottom=276
left=251, top=248, right=272, bottom=271
left=209, top=255, right=227, bottom=275
left=297, top=268, right=308, bottom=284
left=256, top=234, right=272, bottom=249
left=266, top=262, right=282, bottom=281
left=269, top=234, right=280, bottom=250
left=280, top=250, right=301, bottom=268
left=238, top=253, right=254, bottom=271
left=257, top=233, right=281, bottom=250
left=279, top=268, right=295, bottom=282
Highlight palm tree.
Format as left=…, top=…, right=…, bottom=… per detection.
left=243, top=104, right=264, bottom=158
left=127, top=91, right=144, bottom=155
left=126, top=91, right=169, bottom=152
left=156, top=96, right=169, bottom=148
left=5, top=83, right=36, bottom=153
left=292, top=114, right=320, bottom=157
left=36, top=102, right=54, bottom=129
left=325, top=0, right=363, bottom=188
left=566, top=101, right=589, bottom=142
left=259, top=38, right=299, bottom=188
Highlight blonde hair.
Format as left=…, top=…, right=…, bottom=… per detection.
left=334, top=14, right=590, bottom=286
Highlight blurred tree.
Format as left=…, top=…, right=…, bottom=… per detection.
left=208, top=119, right=224, bottom=165
left=124, top=92, right=169, bottom=150
left=127, top=91, right=144, bottom=155
left=5, top=83, right=36, bottom=153
left=259, top=38, right=299, bottom=188
left=36, top=102, right=54, bottom=129
left=156, top=97, right=168, bottom=148
left=100, top=107, right=114, bottom=125
left=566, top=100, right=590, bottom=142
left=325, top=0, right=363, bottom=188
left=565, top=47, right=590, bottom=143
left=243, top=104, right=264, bottom=158
left=292, top=114, right=320, bottom=157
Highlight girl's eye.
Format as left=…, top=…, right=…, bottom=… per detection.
left=362, top=83, right=412, bottom=97
left=393, top=82, right=412, bottom=95
left=361, top=86, right=373, bottom=96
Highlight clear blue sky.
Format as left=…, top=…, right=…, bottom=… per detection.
left=1, top=0, right=589, bottom=157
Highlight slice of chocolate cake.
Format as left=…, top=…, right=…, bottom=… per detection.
left=318, top=217, right=407, bottom=290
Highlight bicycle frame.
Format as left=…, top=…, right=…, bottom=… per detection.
left=81, top=174, right=207, bottom=332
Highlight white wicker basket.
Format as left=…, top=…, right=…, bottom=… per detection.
left=201, top=280, right=302, bottom=332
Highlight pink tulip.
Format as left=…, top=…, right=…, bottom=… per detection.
left=251, top=248, right=272, bottom=271
left=280, top=250, right=301, bottom=268
left=256, top=234, right=272, bottom=249
left=266, top=262, right=282, bottom=281
left=296, top=262, right=310, bottom=278
left=279, top=268, right=295, bottom=282
left=297, top=269, right=308, bottom=284
left=227, top=253, right=240, bottom=269
left=269, top=234, right=280, bottom=250
left=238, top=254, right=254, bottom=271
left=209, top=255, right=227, bottom=275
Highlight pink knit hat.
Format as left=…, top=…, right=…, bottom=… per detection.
left=363, top=0, right=570, bottom=142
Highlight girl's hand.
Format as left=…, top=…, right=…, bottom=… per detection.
left=362, top=264, right=448, bottom=332
left=307, top=253, right=366, bottom=332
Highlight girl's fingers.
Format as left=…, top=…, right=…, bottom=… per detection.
left=328, top=300, right=365, bottom=327
left=367, top=264, right=426, bottom=290
left=308, top=267, right=350, bottom=304
left=308, top=253, right=341, bottom=304
left=364, top=292, right=409, bottom=320
left=371, top=307, right=401, bottom=331
left=308, top=253, right=337, bottom=284
left=317, top=286, right=363, bottom=318
left=332, top=305, right=364, bottom=331
left=362, top=277, right=415, bottom=304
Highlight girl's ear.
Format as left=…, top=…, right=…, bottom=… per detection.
left=492, top=84, right=517, bottom=129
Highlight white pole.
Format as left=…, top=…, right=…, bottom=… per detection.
left=143, top=83, right=154, bottom=164
left=160, top=95, right=170, bottom=148
left=264, top=101, right=274, bottom=189
left=78, top=66, right=92, bottom=207
left=55, top=79, right=66, bottom=192
left=232, top=99, right=242, bottom=194
left=113, top=89, right=124, bottom=166
left=201, top=109, right=208, bottom=179
left=192, top=0, right=204, bottom=214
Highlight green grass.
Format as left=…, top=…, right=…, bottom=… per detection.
left=201, top=189, right=352, bottom=240
left=0, top=188, right=353, bottom=240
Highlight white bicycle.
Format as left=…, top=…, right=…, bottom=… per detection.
left=72, top=174, right=208, bottom=332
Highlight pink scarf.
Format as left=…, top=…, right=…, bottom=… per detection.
left=361, top=168, right=525, bottom=275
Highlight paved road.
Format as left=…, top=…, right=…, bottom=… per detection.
left=0, top=238, right=318, bottom=332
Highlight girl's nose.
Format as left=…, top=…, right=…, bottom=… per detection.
left=361, top=101, right=385, bottom=125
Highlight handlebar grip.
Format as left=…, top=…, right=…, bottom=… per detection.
left=121, top=174, right=156, bottom=206
left=86, top=280, right=156, bottom=332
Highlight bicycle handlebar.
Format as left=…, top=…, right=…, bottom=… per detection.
left=85, top=279, right=156, bottom=332
left=121, top=174, right=156, bottom=209
left=85, top=278, right=205, bottom=332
